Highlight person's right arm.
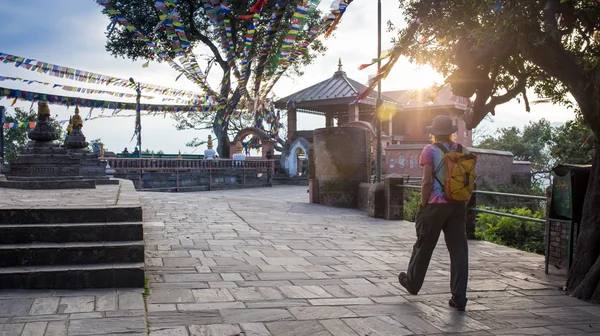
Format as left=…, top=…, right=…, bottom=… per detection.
left=419, top=145, right=434, bottom=208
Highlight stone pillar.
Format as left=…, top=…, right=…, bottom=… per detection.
left=385, top=111, right=394, bottom=138
left=312, top=127, right=370, bottom=208
left=308, top=149, right=319, bottom=204
left=348, top=104, right=359, bottom=124
left=262, top=140, right=275, bottom=159
left=287, top=102, right=297, bottom=141
left=384, top=176, right=404, bottom=220
left=325, top=111, right=334, bottom=128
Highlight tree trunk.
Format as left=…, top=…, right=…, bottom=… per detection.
left=567, top=139, right=600, bottom=302
left=213, top=108, right=230, bottom=158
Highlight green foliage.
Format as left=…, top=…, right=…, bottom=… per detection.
left=475, top=207, right=546, bottom=255
left=3, top=108, right=36, bottom=163
left=3, top=107, right=63, bottom=163
left=403, top=190, right=420, bottom=222
left=478, top=119, right=553, bottom=182
left=141, top=149, right=165, bottom=155
left=477, top=180, right=546, bottom=213
left=550, top=118, right=595, bottom=165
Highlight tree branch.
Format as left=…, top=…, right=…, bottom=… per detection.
left=519, top=31, right=588, bottom=103
left=544, top=0, right=562, bottom=40
left=183, top=0, right=229, bottom=73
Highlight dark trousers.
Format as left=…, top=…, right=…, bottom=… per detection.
left=407, top=203, right=469, bottom=306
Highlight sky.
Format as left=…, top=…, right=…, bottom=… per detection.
left=0, top=1, right=577, bottom=154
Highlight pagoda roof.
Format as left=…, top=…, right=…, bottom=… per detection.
left=275, top=65, right=402, bottom=114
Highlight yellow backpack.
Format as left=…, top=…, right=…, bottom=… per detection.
left=433, top=143, right=477, bottom=202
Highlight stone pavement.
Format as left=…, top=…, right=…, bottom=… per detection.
left=140, top=186, right=600, bottom=336
left=2, top=185, right=599, bottom=336
left=0, top=288, right=146, bottom=335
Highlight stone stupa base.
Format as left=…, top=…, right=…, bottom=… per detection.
left=0, top=179, right=96, bottom=190
left=2, top=142, right=97, bottom=190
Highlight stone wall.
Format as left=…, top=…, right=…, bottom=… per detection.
left=547, top=219, right=578, bottom=269
left=357, top=183, right=371, bottom=212
left=468, top=148, right=514, bottom=185
left=312, top=127, right=370, bottom=208
left=114, top=169, right=271, bottom=192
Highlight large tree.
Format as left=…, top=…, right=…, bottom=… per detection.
left=98, top=0, right=331, bottom=157
left=391, top=0, right=600, bottom=301
left=551, top=117, right=595, bottom=165
left=3, top=108, right=37, bottom=163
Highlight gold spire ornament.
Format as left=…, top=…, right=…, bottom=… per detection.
left=178, top=150, right=182, bottom=159
left=338, top=58, right=343, bottom=72
left=207, top=135, right=213, bottom=149
left=235, top=141, right=243, bottom=154
left=71, top=106, right=83, bottom=127
left=37, top=101, right=50, bottom=117
left=67, top=117, right=73, bottom=134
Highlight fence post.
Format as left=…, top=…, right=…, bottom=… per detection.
left=545, top=185, right=552, bottom=274
left=208, top=160, right=212, bottom=191
left=466, top=183, right=477, bottom=239
left=384, top=176, right=404, bottom=220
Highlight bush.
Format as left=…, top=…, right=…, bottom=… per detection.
left=475, top=207, right=546, bottom=254
left=404, top=190, right=420, bottom=222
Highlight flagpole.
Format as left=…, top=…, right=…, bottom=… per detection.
left=375, top=0, right=383, bottom=183
left=130, top=77, right=142, bottom=158
left=136, top=83, right=141, bottom=158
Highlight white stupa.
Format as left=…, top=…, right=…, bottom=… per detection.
left=204, top=135, right=216, bottom=160
left=232, top=141, right=246, bottom=161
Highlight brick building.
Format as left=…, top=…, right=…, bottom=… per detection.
left=275, top=60, right=531, bottom=184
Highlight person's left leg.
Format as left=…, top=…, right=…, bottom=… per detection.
left=443, top=203, right=469, bottom=309
left=402, top=204, right=450, bottom=294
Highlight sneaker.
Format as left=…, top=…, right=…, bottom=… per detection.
left=448, top=298, right=466, bottom=311
left=398, top=272, right=418, bottom=295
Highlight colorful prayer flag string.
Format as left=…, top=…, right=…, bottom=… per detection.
left=0, top=75, right=156, bottom=100
left=0, top=86, right=212, bottom=113
left=0, top=52, right=203, bottom=99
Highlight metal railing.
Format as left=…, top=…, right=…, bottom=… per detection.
left=398, top=182, right=546, bottom=224
left=101, top=157, right=275, bottom=191
left=468, top=190, right=546, bottom=224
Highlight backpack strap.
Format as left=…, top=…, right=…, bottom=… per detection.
left=457, top=143, right=463, bottom=153
left=433, top=143, right=449, bottom=154
left=431, top=143, right=448, bottom=188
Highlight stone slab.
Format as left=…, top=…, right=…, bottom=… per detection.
left=0, top=179, right=142, bottom=224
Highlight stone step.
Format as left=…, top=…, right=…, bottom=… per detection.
left=0, top=263, right=145, bottom=289
left=0, top=222, right=143, bottom=244
left=0, top=206, right=142, bottom=224
left=0, top=241, right=144, bottom=267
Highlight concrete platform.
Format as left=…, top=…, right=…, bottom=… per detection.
left=0, top=180, right=145, bottom=289
left=0, top=179, right=142, bottom=224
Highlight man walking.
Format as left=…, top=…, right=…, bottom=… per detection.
left=398, top=115, right=470, bottom=311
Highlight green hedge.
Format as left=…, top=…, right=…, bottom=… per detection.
left=475, top=207, right=546, bottom=255
left=403, top=189, right=546, bottom=255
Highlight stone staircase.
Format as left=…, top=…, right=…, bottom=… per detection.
left=0, top=182, right=145, bottom=289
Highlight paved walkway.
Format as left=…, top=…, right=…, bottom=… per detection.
left=1, top=185, right=599, bottom=335
left=140, top=186, right=600, bottom=336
